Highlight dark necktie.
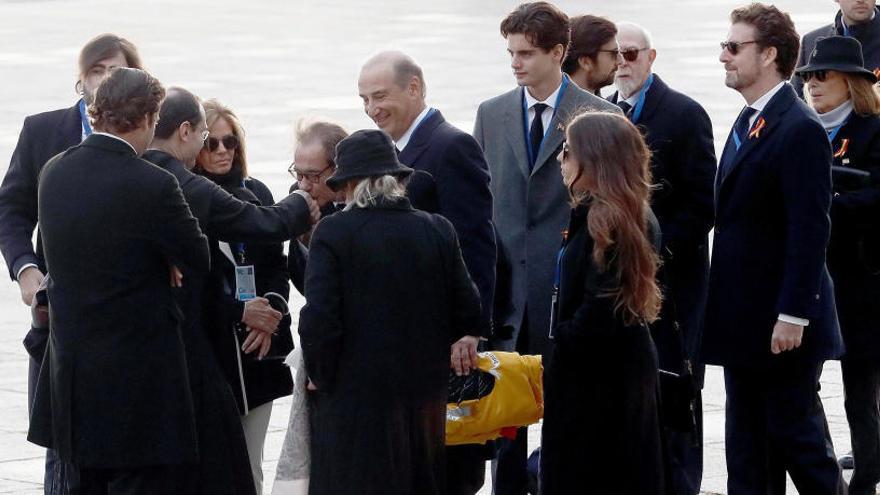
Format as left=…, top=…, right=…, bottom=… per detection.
left=529, top=103, right=549, bottom=169
left=720, top=106, right=757, bottom=179
left=617, top=100, right=632, bottom=117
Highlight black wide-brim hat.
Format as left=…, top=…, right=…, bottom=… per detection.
left=795, top=35, right=878, bottom=83
left=325, top=129, right=413, bottom=191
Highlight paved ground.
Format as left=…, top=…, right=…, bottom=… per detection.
left=0, top=0, right=858, bottom=493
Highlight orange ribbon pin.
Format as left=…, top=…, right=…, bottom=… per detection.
left=749, top=117, right=766, bottom=139
left=834, top=138, right=850, bottom=159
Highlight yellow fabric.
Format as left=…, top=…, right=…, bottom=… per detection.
left=446, top=351, right=544, bottom=446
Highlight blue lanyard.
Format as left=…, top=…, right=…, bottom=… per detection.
left=235, top=179, right=247, bottom=263
left=629, top=73, right=655, bottom=124
left=827, top=117, right=850, bottom=143
left=522, top=74, right=570, bottom=167
left=78, top=99, right=92, bottom=138
left=732, top=111, right=760, bottom=151
left=843, top=23, right=852, bottom=37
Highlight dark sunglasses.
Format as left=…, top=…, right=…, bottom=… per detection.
left=597, top=48, right=620, bottom=58
left=618, top=47, right=648, bottom=62
left=802, top=70, right=828, bottom=82
left=205, top=134, right=240, bottom=152
left=720, top=40, right=757, bottom=55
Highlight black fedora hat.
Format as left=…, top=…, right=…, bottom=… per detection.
left=325, top=129, right=413, bottom=191
left=795, top=35, right=878, bottom=82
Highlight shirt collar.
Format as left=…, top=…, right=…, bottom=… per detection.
left=524, top=80, right=563, bottom=112
left=93, top=132, right=138, bottom=155
left=616, top=75, right=651, bottom=106
left=395, top=106, right=432, bottom=152
left=748, top=81, right=786, bottom=114
left=817, top=99, right=854, bottom=131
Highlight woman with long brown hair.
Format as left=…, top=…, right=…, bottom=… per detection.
left=540, top=111, right=665, bottom=494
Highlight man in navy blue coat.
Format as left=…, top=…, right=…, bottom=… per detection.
left=607, top=21, right=716, bottom=495
left=358, top=50, right=496, bottom=495
left=704, top=4, right=846, bottom=494
left=0, top=33, right=141, bottom=494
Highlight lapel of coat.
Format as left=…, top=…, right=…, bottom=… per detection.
left=398, top=110, right=443, bottom=169
left=58, top=101, right=84, bottom=147
left=636, top=74, right=667, bottom=125
left=718, top=84, right=797, bottom=192
left=532, top=79, right=581, bottom=176
left=501, top=88, right=531, bottom=179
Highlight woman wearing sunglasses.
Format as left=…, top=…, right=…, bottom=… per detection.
left=195, top=99, right=294, bottom=495
left=796, top=35, right=880, bottom=495
left=540, top=111, right=665, bottom=494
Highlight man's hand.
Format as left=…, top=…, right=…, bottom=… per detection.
left=451, top=335, right=481, bottom=376
left=293, top=190, right=321, bottom=225
left=241, top=328, right=273, bottom=359
left=18, top=266, right=45, bottom=306
left=169, top=265, right=183, bottom=288
left=242, top=297, right=282, bottom=334
left=770, top=320, right=804, bottom=354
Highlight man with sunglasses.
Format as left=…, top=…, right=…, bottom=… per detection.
left=793, top=0, right=880, bottom=98
left=563, top=15, right=619, bottom=96
left=606, top=21, right=716, bottom=495
left=704, top=4, right=846, bottom=494
left=474, top=3, right=619, bottom=494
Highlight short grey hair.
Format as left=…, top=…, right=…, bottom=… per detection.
left=344, top=175, right=407, bottom=209
left=392, top=55, right=426, bottom=98
left=616, top=22, right=653, bottom=49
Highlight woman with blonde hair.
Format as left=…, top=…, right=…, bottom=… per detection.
left=540, top=110, right=665, bottom=494
left=195, top=99, right=294, bottom=494
left=796, top=35, right=880, bottom=494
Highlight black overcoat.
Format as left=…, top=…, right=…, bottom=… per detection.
left=825, top=113, right=880, bottom=361
left=398, top=109, right=496, bottom=336
left=28, top=134, right=209, bottom=468
left=701, top=84, right=844, bottom=368
left=299, top=197, right=482, bottom=495
left=793, top=7, right=880, bottom=98
left=609, top=74, right=715, bottom=368
left=540, top=204, right=665, bottom=495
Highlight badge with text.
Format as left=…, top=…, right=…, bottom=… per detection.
left=235, top=265, right=257, bottom=301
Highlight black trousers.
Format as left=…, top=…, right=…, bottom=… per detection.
left=76, top=464, right=192, bottom=495
left=447, top=444, right=488, bottom=495
left=842, top=357, right=880, bottom=495
left=492, top=313, right=531, bottom=495
left=724, top=361, right=844, bottom=494
left=663, top=390, right=703, bottom=495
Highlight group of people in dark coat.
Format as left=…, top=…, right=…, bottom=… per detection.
left=4, top=0, right=880, bottom=494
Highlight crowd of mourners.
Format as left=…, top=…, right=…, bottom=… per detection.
left=2, top=1, right=880, bottom=494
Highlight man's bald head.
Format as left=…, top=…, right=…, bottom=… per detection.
left=358, top=51, right=428, bottom=141
left=616, top=22, right=654, bottom=49
left=361, top=51, right=427, bottom=98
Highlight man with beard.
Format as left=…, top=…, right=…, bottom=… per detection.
left=0, top=33, right=141, bottom=493
left=607, top=21, right=716, bottom=495
left=563, top=15, right=619, bottom=96
left=793, top=0, right=880, bottom=98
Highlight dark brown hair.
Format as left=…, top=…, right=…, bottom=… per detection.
left=88, top=68, right=164, bottom=134
left=565, top=111, right=661, bottom=325
left=295, top=119, right=349, bottom=168
left=730, top=3, right=800, bottom=78
left=154, top=87, right=202, bottom=140
left=78, top=33, right=142, bottom=76
left=500, top=2, right=570, bottom=55
left=563, top=15, right=617, bottom=75
left=197, top=99, right=249, bottom=177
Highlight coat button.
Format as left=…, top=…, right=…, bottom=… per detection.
left=520, top=259, right=526, bottom=266
left=815, top=294, right=820, bottom=300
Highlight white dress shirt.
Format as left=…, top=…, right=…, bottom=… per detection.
left=394, top=106, right=432, bottom=152
left=524, top=82, right=562, bottom=138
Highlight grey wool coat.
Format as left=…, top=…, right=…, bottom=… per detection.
left=473, top=76, right=620, bottom=356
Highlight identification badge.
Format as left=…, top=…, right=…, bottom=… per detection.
left=235, top=265, right=257, bottom=301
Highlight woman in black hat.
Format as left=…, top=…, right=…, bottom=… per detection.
left=298, top=129, right=483, bottom=495
left=796, top=35, right=880, bottom=495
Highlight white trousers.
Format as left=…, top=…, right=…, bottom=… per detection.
left=242, top=401, right=274, bottom=494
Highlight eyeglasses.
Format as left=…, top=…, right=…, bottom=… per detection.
left=618, top=47, right=648, bottom=62
left=561, top=142, right=570, bottom=162
left=720, top=40, right=757, bottom=55
left=205, top=134, right=240, bottom=152
left=199, top=129, right=210, bottom=142
left=597, top=48, right=620, bottom=58
left=289, top=162, right=333, bottom=183
left=802, top=70, right=828, bottom=82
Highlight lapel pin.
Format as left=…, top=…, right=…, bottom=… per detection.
left=749, top=117, right=766, bottom=139
left=834, top=138, right=850, bottom=159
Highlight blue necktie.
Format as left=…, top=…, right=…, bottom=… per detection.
left=720, top=107, right=756, bottom=179
left=529, top=103, right=549, bottom=169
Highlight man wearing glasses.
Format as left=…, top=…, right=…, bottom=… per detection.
left=703, top=4, right=845, bottom=493
left=563, top=15, right=619, bottom=96
left=793, top=0, right=880, bottom=98
left=607, top=21, right=716, bottom=495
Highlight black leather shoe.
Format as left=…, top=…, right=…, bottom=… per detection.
left=839, top=451, right=854, bottom=470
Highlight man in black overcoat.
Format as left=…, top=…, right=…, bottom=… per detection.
left=358, top=51, right=497, bottom=495
left=0, top=33, right=142, bottom=492
left=704, top=5, right=846, bottom=493
left=607, top=22, right=716, bottom=495
left=27, top=68, right=209, bottom=493
left=793, top=0, right=880, bottom=98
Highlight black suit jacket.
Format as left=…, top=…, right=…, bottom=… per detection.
left=28, top=134, right=209, bottom=468
left=398, top=110, right=496, bottom=336
left=826, top=113, right=880, bottom=360
left=793, top=7, right=880, bottom=98
left=0, top=102, right=81, bottom=279
left=609, top=75, right=716, bottom=365
left=701, top=84, right=844, bottom=368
